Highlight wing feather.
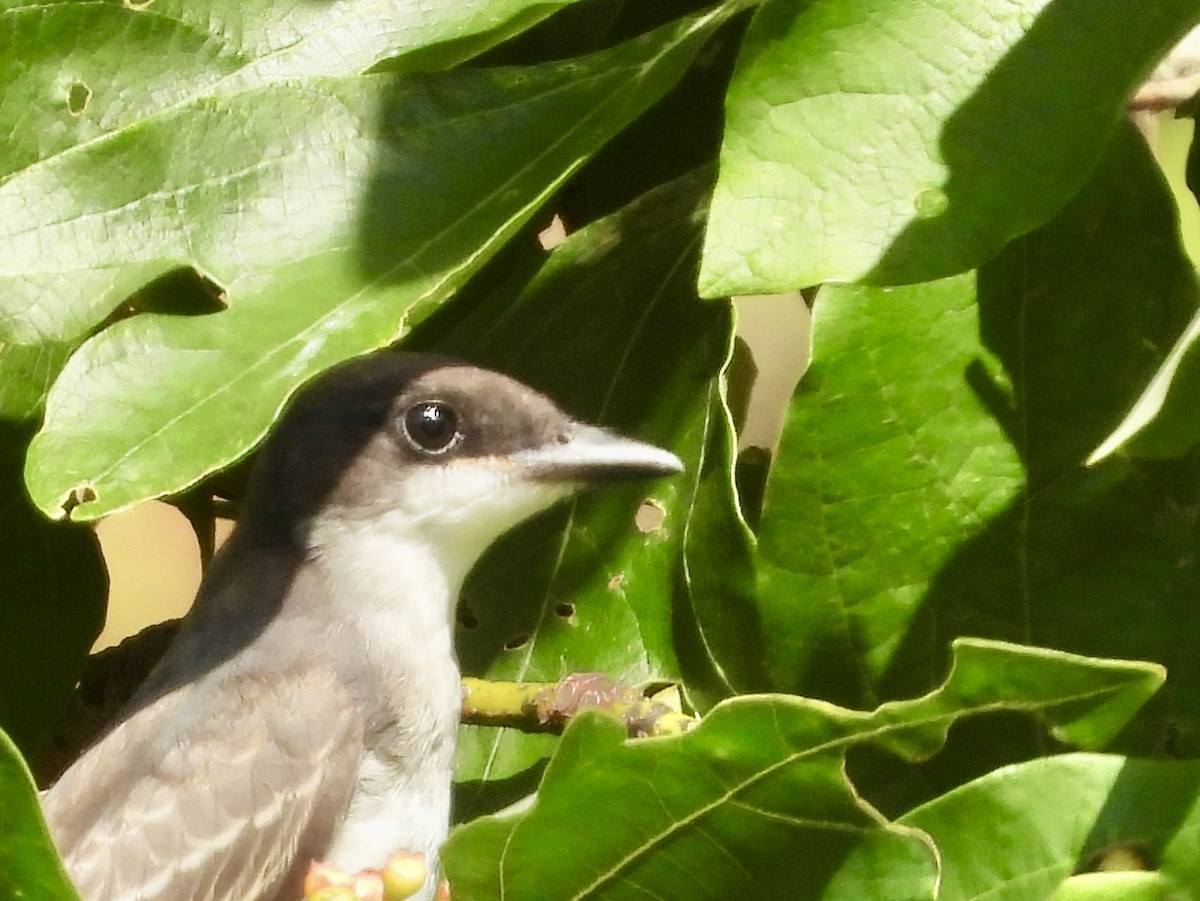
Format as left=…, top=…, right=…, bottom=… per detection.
left=42, top=661, right=362, bottom=901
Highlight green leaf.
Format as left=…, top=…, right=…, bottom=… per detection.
left=23, top=9, right=734, bottom=521
left=0, top=0, right=592, bottom=346
left=0, top=426, right=105, bottom=758
left=836, top=754, right=1200, bottom=900
left=0, top=726, right=79, bottom=901
left=1, top=0, right=588, bottom=200
left=0, top=341, right=78, bottom=422
left=755, top=125, right=1200, bottom=759
left=699, top=0, right=1200, bottom=294
left=1053, top=873, right=1177, bottom=901
left=755, top=272, right=1023, bottom=704
left=405, top=170, right=766, bottom=813
left=443, top=640, right=1161, bottom=900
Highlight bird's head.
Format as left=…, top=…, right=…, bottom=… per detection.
left=238, top=353, right=682, bottom=573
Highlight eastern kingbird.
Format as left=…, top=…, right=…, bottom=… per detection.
left=42, top=352, right=682, bottom=901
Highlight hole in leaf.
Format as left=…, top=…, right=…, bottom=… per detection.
left=634, top=499, right=665, bottom=534
left=537, top=214, right=567, bottom=250
left=61, top=484, right=97, bottom=517
left=124, top=0, right=155, bottom=9
left=502, top=633, right=529, bottom=651
left=67, top=81, right=91, bottom=116
left=553, top=601, right=575, bottom=620
left=1079, top=841, right=1154, bottom=873
left=607, top=573, right=624, bottom=591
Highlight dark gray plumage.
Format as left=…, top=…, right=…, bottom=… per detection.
left=42, top=352, right=682, bottom=901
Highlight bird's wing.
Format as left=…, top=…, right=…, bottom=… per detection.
left=42, top=660, right=363, bottom=901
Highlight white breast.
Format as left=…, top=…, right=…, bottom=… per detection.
left=306, top=514, right=466, bottom=897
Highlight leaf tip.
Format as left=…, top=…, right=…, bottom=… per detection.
left=1085, top=432, right=1124, bottom=466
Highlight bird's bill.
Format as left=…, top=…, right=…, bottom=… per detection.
left=515, top=423, right=683, bottom=483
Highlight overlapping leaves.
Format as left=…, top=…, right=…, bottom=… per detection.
left=18, top=8, right=735, bottom=520
left=444, top=641, right=1163, bottom=899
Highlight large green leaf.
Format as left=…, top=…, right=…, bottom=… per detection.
left=443, top=640, right=1162, bottom=900
left=0, top=0, right=591, bottom=345
left=699, top=0, right=1200, bottom=294
left=0, top=0, right=596, bottom=421
left=23, top=9, right=734, bottom=521
left=0, top=727, right=79, bottom=901
left=400, top=170, right=766, bottom=813
left=836, top=754, right=1200, bottom=899
left=756, top=273, right=1021, bottom=703
left=754, top=124, right=1200, bottom=754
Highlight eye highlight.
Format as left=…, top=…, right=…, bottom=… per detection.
left=402, top=400, right=462, bottom=454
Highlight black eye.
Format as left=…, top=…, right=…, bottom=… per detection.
left=402, top=401, right=461, bottom=454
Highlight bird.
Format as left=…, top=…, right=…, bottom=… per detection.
left=41, top=351, right=683, bottom=901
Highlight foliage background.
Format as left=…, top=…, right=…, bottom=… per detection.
left=4, top=0, right=1200, bottom=897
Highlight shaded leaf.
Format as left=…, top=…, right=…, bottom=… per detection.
left=755, top=272, right=1022, bottom=704
left=754, top=126, right=1200, bottom=762
left=407, top=170, right=765, bottom=813
left=699, top=0, right=1200, bottom=294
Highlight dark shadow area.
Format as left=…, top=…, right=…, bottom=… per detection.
left=847, top=710, right=1057, bottom=820
left=733, top=445, right=771, bottom=533
left=553, top=10, right=746, bottom=227
left=33, top=620, right=179, bottom=786
left=126, top=267, right=227, bottom=317
left=0, top=422, right=106, bottom=765
left=87, top=267, right=227, bottom=341
left=452, top=756, right=549, bottom=824
left=470, top=0, right=722, bottom=70
left=469, top=0, right=625, bottom=66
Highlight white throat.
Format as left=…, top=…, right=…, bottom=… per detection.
left=299, top=463, right=569, bottom=892
left=309, top=509, right=467, bottom=646
left=303, top=516, right=465, bottom=894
